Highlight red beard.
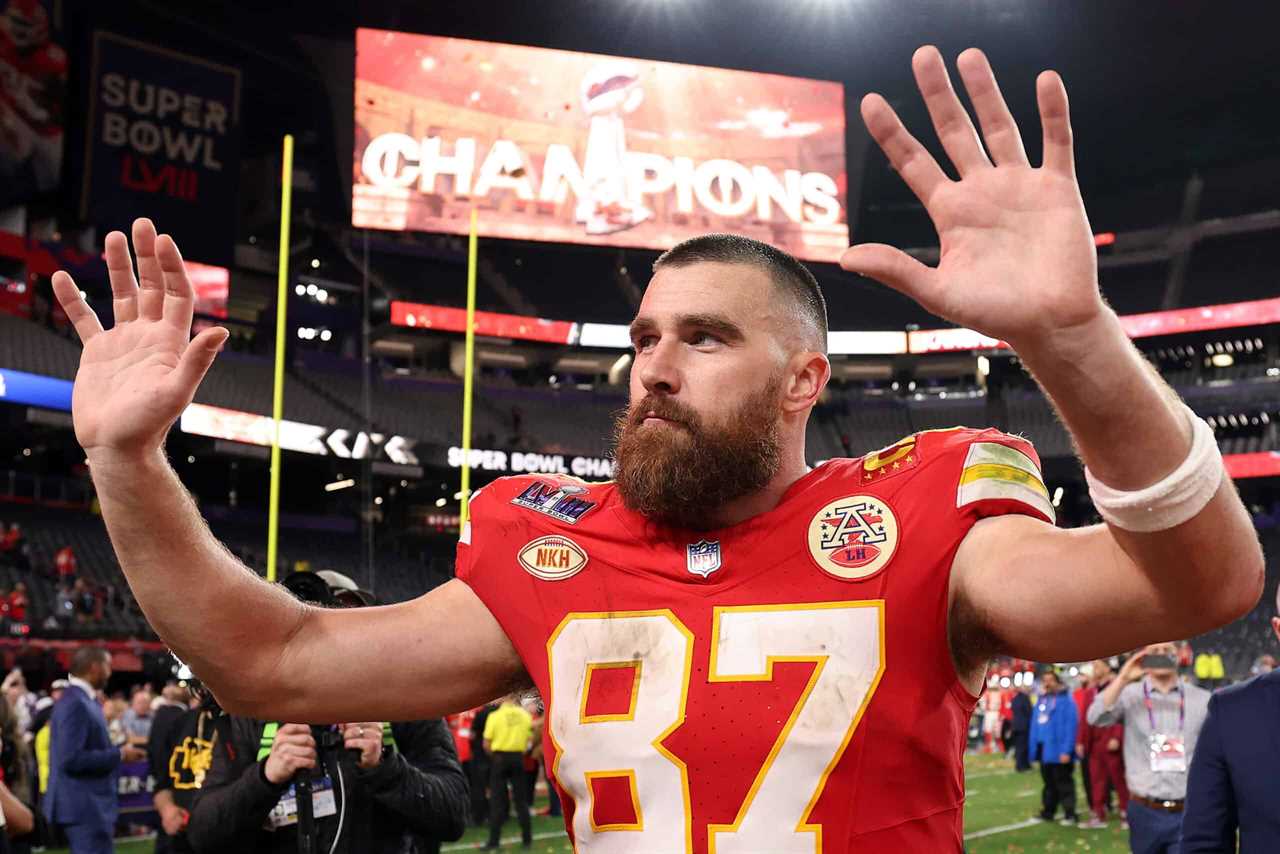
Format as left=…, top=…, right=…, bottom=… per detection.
left=612, top=378, right=783, bottom=530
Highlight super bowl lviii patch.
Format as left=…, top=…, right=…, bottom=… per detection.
left=956, top=442, right=1055, bottom=523
left=518, top=535, right=589, bottom=581
left=511, top=481, right=597, bottom=524
left=807, top=495, right=899, bottom=581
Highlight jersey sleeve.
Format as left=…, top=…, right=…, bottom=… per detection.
left=937, top=428, right=1056, bottom=525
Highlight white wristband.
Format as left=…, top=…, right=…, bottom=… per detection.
left=1084, top=404, right=1223, bottom=533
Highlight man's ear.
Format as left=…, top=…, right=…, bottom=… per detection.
left=781, top=350, right=831, bottom=415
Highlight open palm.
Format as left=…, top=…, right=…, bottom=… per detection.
left=842, top=47, right=1102, bottom=349
left=51, top=219, right=227, bottom=458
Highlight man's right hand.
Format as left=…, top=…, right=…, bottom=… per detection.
left=1117, top=649, right=1148, bottom=684
left=50, top=218, right=227, bottom=463
left=263, top=723, right=317, bottom=785
left=159, top=803, right=189, bottom=836
left=120, top=744, right=146, bottom=763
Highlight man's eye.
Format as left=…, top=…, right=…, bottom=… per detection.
left=634, top=336, right=656, bottom=352
left=691, top=332, right=721, bottom=346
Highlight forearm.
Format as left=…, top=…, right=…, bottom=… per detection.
left=0, top=783, right=32, bottom=838
left=1017, top=310, right=1263, bottom=620
left=89, top=449, right=307, bottom=711
left=1090, top=682, right=1125, bottom=724
left=153, top=788, right=176, bottom=813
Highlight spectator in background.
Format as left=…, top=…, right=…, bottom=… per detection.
left=1029, top=670, right=1078, bottom=825
left=103, top=699, right=128, bottom=748
left=1250, top=653, right=1274, bottom=676
left=6, top=586, right=27, bottom=630
left=0, top=693, right=38, bottom=852
left=52, top=585, right=74, bottom=630
left=470, top=701, right=498, bottom=829
left=31, top=680, right=68, bottom=804
left=1079, top=659, right=1128, bottom=829
left=1089, top=643, right=1210, bottom=854
left=0, top=527, right=28, bottom=573
left=1, top=673, right=33, bottom=738
left=149, top=680, right=224, bottom=854
left=44, top=647, right=146, bottom=854
left=446, top=707, right=488, bottom=828
left=1181, top=590, right=1280, bottom=852
left=1073, top=668, right=1097, bottom=814
left=119, top=689, right=152, bottom=746
left=482, top=694, right=533, bottom=850
left=72, top=580, right=95, bottom=626
left=1010, top=685, right=1033, bottom=772
left=53, top=545, right=75, bottom=585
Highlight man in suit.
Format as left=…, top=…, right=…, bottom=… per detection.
left=1181, top=588, right=1280, bottom=852
left=43, top=647, right=145, bottom=853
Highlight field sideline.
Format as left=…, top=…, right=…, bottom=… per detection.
left=82, top=753, right=1131, bottom=853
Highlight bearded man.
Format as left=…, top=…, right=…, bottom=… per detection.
left=48, top=47, right=1261, bottom=852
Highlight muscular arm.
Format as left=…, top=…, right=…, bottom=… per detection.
left=93, top=450, right=523, bottom=720
left=843, top=50, right=1263, bottom=680
left=949, top=314, right=1263, bottom=672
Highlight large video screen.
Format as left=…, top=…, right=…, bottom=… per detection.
left=353, top=30, right=847, bottom=261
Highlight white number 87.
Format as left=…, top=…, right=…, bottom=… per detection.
left=546, top=601, right=885, bottom=853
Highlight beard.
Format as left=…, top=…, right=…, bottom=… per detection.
left=612, top=376, right=783, bottom=530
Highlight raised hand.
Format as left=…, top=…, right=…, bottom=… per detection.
left=51, top=218, right=228, bottom=462
left=841, top=46, right=1102, bottom=350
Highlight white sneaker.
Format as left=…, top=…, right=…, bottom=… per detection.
left=1078, top=818, right=1107, bottom=829
left=1058, top=818, right=1078, bottom=826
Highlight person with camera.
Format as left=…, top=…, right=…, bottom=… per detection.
left=184, top=572, right=468, bottom=854
left=1088, top=643, right=1210, bottom=854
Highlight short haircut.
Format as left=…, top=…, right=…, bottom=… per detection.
left=69, top=646, right=109, bottom=677
left=653, top=234, right=828, bottom=351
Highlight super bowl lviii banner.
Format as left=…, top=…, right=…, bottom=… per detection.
left=354, top=30, right=848, bottom=261
left=81, top=32, right=241, bottom=266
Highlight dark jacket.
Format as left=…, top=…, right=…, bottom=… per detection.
left=42, top=685, right=119, bottom=829
left=1181, top=671, right=1280, bottom=853
left=1010, top=691, right=1032, bottom=733
left=149, top=701, right=231, bottom=854
left=186, top=716, right=467, bottom=854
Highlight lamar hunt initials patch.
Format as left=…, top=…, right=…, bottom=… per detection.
left=518, top=535, right=589, bottom=581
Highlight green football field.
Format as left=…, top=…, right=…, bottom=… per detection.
left=74, top=753, right=1132, bottom=853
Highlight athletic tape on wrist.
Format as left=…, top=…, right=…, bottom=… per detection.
left=1084, top=404, right=1223, bottom=533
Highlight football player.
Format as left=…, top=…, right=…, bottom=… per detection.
left=51, top=47, right=1261, bottom=851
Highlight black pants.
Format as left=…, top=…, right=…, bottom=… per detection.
left=488, top=752, right=532, bottom=846
left=1079, top=750, right=1093, bottom=807
left=465, top=759, right=489, bottom=826
left=1013, top=730, right=1031, bottom=771
left=1039, top=762, right=1077, bottom=820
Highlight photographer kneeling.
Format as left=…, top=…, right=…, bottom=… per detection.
left=185, top=572, right=468, bottom=854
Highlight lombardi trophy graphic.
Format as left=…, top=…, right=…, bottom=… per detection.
left=576, top=62, right=652, bottom=236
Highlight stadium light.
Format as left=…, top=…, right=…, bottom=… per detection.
left=310, top=258, right=321, bottom=269
left=1051, top=487, right=1064, bottom=507
left=1211, top=353, right=1234, bottom=368
left=374, top=496, right=383, bottom=505
left=294, top=285, right=305, bottom=296
left=435, top=497, right=447, bottom=507
left=324, top=478, right=356, bottom=492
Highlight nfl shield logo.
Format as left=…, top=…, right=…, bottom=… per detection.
left=686, top=540, right=722, bottom=579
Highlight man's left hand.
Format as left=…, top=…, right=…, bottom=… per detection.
left=1058, top=753, right=1072, bottom=765
left=342, top=722, right=385, bottom=770
left=841, top=46, right=1101, bottom=353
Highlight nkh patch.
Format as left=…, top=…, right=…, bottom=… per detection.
left=517, top=535, right=588, bottom=581
left=957, top=441, right=1055, bottom=523
left=685, top=540, right=722, bottom=579
left=511, top=480, right=597, bottom=524
left=807, top=495, right=899, bottom=581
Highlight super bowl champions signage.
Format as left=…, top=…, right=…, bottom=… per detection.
left=81, top=32, right=241, bottom=265
left=353, top=30, right=848, bottom=261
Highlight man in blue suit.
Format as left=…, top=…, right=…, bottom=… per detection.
left=1182, top=590, right=1280, bottom=852
left=43, top=647, right=145, bottom=853
left=1029, top=669, right=1079, bottom=825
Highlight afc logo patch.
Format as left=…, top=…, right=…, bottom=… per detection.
left=807, top=495, right=899, bottom=581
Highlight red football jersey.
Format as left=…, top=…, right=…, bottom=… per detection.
left=457, top=427, right=1053, bottom=852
